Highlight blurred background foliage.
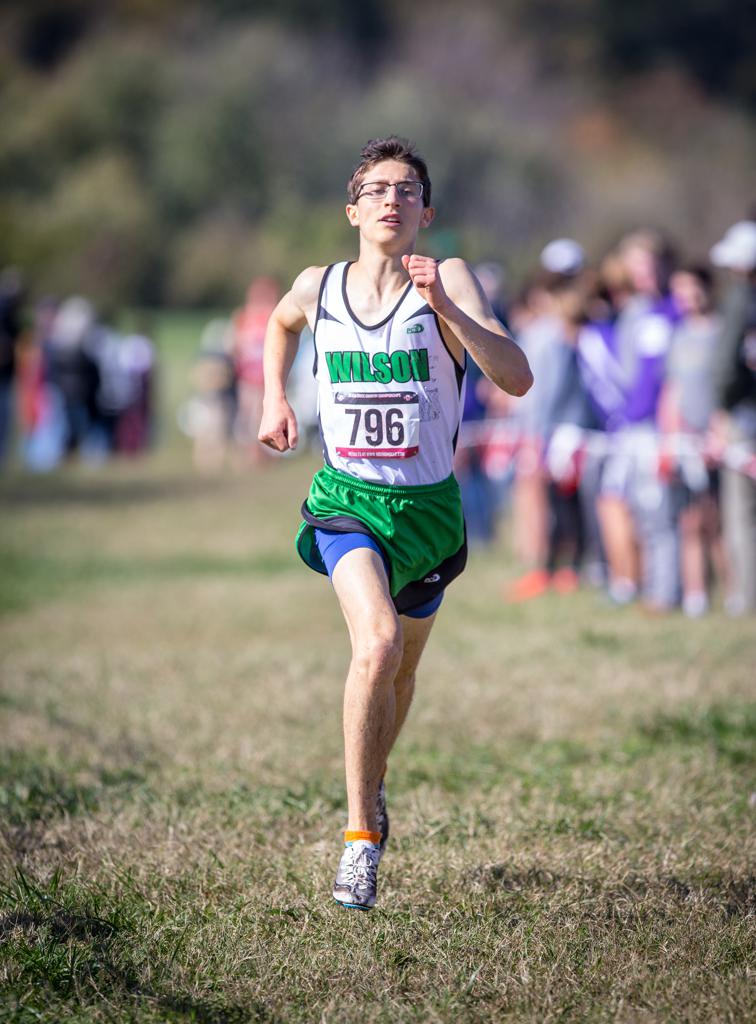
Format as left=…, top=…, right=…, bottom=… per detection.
left=0, top=0, right=754, bottom=309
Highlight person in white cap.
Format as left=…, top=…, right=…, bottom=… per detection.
left=710, top=221, right=756, bottom=275
left=540, top=238, right=586, bottom=278
left=710, top=221, right=756, bottom=614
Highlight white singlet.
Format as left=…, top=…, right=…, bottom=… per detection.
left=312, top=261, right=466, bottom=486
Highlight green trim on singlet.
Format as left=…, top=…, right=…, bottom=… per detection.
left=296, top=465, right=465, bottom=599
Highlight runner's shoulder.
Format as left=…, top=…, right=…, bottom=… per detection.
left=291, top=265, right=329, bottom=314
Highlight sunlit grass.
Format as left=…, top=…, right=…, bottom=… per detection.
left=1, top=451, right=754, bottom=1022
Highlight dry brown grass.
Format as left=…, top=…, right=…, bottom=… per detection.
left=1, top=455, right=754, bottom=1022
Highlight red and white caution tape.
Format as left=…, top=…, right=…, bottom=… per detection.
left=457, top=419, right=756, bottom=485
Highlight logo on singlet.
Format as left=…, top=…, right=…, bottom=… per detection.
left=406, top=323, right=424, bottom=334
left=424, top=573, right=441, bottom=584
left=325, top=348, right=430, bottom=385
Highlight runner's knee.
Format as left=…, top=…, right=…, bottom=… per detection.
left=352, top=627, right=403, bottom=681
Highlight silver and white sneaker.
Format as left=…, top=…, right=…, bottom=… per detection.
left=332, top=840, right=380, bottom=910
left=376, top=779, right=389, bottom=857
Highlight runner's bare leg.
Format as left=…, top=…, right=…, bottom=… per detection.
left=381, top=613, right=436, bottom=777
left=338, top=581, right=436, bottom=788
left=331, top=549, right=437, bottom=832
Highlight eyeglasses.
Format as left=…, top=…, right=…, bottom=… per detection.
left=356, top=180, right=424, bottom=202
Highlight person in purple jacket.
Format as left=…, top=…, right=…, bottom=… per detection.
left=587, top=232, right=681, bottom=609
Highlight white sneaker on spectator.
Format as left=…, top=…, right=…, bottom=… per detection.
left=682, top=591, right=708, bottom=618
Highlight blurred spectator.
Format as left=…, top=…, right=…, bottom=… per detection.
left=45, top=296, right=102, bottom=461
left=16, top=298, right=156, bottom=469
left=506, top=274, right=596, bottom=599
left=115, top=330, right=155, bottom=454
left=574, top=263, right=629, bottom=585
left=18, top=298, right=63, bottom=471
left=87, top=326, right=130, bottom=460
left=542, top=281, right=599, bottom=587
left=456, top=354, right=498, bottom=545
left=0, top=269, right=25, bottom=467
left=232, top=276, right=279, bottom=467
left=709, top=221, right=756, bottom=614
left=661, top=265, right=727, bottom=616
left=180, top=318, right=236, bottom=473
left=91, top=327, right=156, bottom=456
left=455, top=262, right=510, bottom=545
left=597, top=230, right=680, bottom=610
left=506, top=272, right=558, bottom=568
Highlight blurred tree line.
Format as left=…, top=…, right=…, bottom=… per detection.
left=0, top=0, right=754, bottom=309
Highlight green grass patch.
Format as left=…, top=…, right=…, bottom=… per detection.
left=636, top=702, right=756, bottom=766
left=0, top=546, right=294, bottom=614
left=1, top=455, right=754, bottom=1021
left=0, top=751, right=149, bottom=827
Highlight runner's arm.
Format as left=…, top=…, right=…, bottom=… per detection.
left=258, top=266, right=324, bottom=452
left=404, top=255, right=533, bottom=396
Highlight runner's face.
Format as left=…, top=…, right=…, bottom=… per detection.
left=346, top=159, right=434, bottom=246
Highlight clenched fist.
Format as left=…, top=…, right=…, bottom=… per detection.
left=401, top=254, right=450, bottom=314
left=258, top=396, right=298, bottom=452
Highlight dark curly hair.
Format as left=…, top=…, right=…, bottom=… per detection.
left=347, top=136, right=431, bottom=207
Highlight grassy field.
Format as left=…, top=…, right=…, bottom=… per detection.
left=1, top=443, right=755, bottom=1022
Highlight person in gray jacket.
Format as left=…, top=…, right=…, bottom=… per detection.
left=709, top=221, right=756, bottom=614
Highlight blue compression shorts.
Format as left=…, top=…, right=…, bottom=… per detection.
left=313, top=528, right=444, bottom=619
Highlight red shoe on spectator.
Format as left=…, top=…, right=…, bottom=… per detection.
left=504, top=569, right=551, bottom=602
left=551, top=567, right=580, bottom=594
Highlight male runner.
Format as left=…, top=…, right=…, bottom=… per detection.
left=258, top=137, right=532, bottom=909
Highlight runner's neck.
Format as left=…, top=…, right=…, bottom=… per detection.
left=346, top=255, right=412, bottom=325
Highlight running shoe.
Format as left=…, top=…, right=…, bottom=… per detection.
left=376, top=779, right=389, bottom=856
left=332, top=840, right=380, bottom=910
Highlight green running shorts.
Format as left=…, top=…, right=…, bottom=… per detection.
left=296, top=465, right=467, bottom=614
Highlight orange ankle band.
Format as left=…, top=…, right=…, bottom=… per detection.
left=345, top=829, right=381, bottom=845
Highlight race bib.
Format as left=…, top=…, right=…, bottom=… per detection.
left=333, top=391, right=420, bottom=459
